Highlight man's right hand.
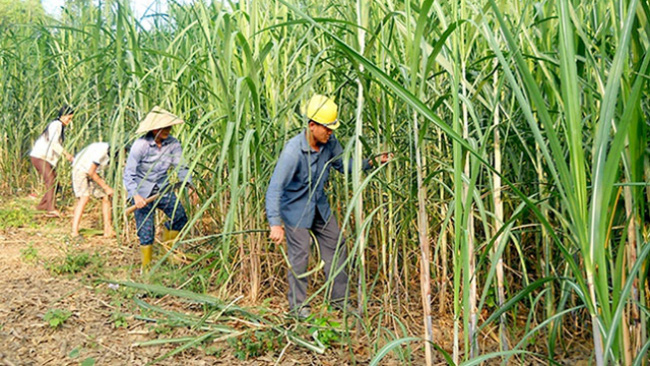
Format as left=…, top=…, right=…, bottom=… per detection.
left=269, top=226, right=285, bottom=244
left=134, top=194, right=147, bottom=209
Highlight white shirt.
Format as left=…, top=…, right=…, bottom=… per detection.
left=73, top=142, right=110, bottom=175
left=30, top=120, right=65, bottom=166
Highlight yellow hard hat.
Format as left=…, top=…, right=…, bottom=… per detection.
left=303, top=94, right=340, bottom=130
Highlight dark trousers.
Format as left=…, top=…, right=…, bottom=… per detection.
left=133, top=190, right=188, bottom=245
left=285, top=209, right=349, bottom=310
left=31, top=157, right=56, bottom=211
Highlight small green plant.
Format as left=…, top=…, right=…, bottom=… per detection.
left=0, top=206, right=35, bottom=230
left=44, top=308, right=72, bottom=329
left=309, top=316, right=340, bottom=347
left=47, top=252, right=91, bottom=275
left=203, top=345, right=222, bottom=357
left=106, top=285, right=138, bottom=301
left=183, top=273, right=207, bottom=293
left=80, top=357, right=95, bottom=366
left=484, top=286, right=497, bottom=308
left=111, top=311, right=128, bottom=328
left=150, top=318, right=181, bottom=335
left=228, top=329, right=281, bottom=360
left=69, top=347, right=80, bottom=359
left=84, top=334, right=98, bottom=349
left=87, top=253, right=105, bottom=275
left=20, top=244, right=39, bottom=263
left=153, top=324, right=173, bottom=335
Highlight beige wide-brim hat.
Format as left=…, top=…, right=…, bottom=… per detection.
left=135, top=106, right=184, bottom=134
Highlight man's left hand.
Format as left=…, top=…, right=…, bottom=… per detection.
left=371, top=152, right=394, bottom=166
left=378, top=152, right=394, bottom=164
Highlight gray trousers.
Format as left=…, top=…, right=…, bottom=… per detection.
left=285, top=209, right=348, bottom=310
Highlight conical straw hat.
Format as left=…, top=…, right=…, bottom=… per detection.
left=135, top=106, right=184, bottom=134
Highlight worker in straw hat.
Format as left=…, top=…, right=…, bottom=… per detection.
left=123, top=106, right=196, bottom=273
left=265, top=94, right=392, bottom=319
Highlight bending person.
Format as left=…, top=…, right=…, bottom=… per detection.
left=71, top=142, right=115, bottom=238
left=123, top=107, right=194, bottom=273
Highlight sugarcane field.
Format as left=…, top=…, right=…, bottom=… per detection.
left=1, top=0, right=649, bottom=364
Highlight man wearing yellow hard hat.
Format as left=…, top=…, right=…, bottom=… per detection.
left=266, top=94, right=391, bottom=319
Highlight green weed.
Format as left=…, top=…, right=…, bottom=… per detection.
left=111, top=311, right=128, bottom=329
left=183, top=273, right=208, bottom=293
left=47, top=252, right=91, bottom=275
left=309, top=316, right=340, bottom=347
left=68, top=347, right=80, bottom=358
left=20, top=244, right=39, bottom=263
left=0, top=207, right=36, bottom=230
left=43, top=308, right=72, bottom=329
left=84, top=334, right=98, bottom=349
left=108, top=285, right=138, bottom=301
left=80, top=357, right=95, bottom=366
left=87, top=253, right=105, bottom=275
left=153, top=324, right=173, bottom=335
left=203, top=345, right=222, bottom=357
left=228, top=329, right=282, bottom=360
left=47, top=251, right=104, bottom=276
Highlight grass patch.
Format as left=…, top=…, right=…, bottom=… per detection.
left=111, top=311, right=128, bottom=329
left=228, top=329, right=283, bottom=360
left=47, top=252, right=91, bottom=275
left=20, top=243, right=39, bottom=263
left=309, top=315, right=341, bottom=347
left=47, top=250, right=104, bottom=276
left=43, top=308, right=72, bottom=329
left=0, top=206, right=37, bottom=230
left=80, top=357, right=96, bottom=366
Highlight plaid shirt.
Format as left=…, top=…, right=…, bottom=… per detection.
left=123, top=134, right=191, bottom=199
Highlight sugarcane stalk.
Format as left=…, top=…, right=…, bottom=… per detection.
left=493, top=65, right=508, bottom=351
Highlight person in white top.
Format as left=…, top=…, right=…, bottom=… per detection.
left=71, top=142, right=115, bottom=238
left=29, top=105, right=75, bottom=217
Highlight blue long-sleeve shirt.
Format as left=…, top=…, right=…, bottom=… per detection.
left=265, top=130, right=371, bottom=228
left=123, top=135, right=191, bottom=199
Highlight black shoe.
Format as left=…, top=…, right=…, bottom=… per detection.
left=288, top=306, right=311, bottom=320
left=331, top=301, right=359, bottom=316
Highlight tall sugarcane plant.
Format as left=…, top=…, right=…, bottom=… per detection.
left=0, top=0, right=648, bottom=364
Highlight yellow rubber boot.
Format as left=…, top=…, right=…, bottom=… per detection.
left=162, top=228, right=180, bottom=242
left=161, top=228, right=183, bottom=264
left=141, top=245, right=153, bottom=274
